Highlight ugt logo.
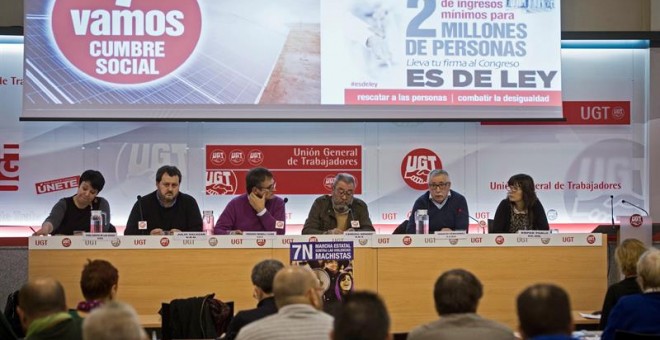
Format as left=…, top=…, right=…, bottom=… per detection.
left=400, top=148, right=442, bottom=190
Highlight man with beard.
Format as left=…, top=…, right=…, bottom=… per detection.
left=125, top=165, right=203, bottom=235
left=302, top=173, right=374, bottom=234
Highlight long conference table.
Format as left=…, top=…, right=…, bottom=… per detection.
left=28, top=233, right=607, bottom=333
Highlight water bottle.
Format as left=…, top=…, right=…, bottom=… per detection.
left=415, top=209, right=429, bottom=234
left=202, top=210, right=214, bottom=235
left=90, top=210, right=105, bottom=233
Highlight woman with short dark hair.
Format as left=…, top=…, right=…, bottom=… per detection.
left=34, top=170, right=113, bottom=235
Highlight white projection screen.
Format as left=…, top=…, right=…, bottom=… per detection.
left=22, top=0, right=563, bottom=120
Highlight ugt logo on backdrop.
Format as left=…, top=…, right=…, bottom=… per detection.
left=400, top=148, right=442, bottom=190
left=51, top=0, right=201, bottom=84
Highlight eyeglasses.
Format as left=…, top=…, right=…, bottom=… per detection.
left=259, top=182, right=276, bottom=191
left=335, top=189, right=354, bottom=197
left=507, top=185, right=521, bottom=192
left=429, top=182, right=450, bottom=190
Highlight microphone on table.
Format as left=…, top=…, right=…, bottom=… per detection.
left=621, top=200, right=649, bottom=216
left=282, top=197, right=288, bottom=228
left=610, top=195, right=615, bottom=226
left=137, top=195, right=145, bottom=221
left=456, top=208, right=482, bottom=233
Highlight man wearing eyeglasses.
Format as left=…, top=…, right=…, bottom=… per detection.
left=214, top=167, right=287, bottom=235
left=302, top=173, right=374, bottom=234
left=406, top=169, right=469, bottom=233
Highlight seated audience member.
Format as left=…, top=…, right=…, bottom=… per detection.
left=34, top=170, right=112, bottom=235
left=302, top=173, right=374, bottom=234
left=82, top=301, right=147, bottom=340
left=406, top=169, right=469, bottom=233
left=492, top=174, right=549, bottom=233
left=331, top=291, right=392, bottom=340
left=214, top=167, right=286, bottom=235
left=17, top=278, right=83, bottom=340
left=236, top=266, right=333, bottom=340
left=602, top=248, right=660, bottom=340
left=225, top=259, right=284, bottom=340
left=599, top=239, right=646, bottom=329
left=516, top=283, right=575, bottom=340
left=407, top=269, right=514, bottom=340
left=125, top=165, right=203, bottom=235
left=77, top=259, right=119, bottom=315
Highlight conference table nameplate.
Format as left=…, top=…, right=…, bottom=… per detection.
left=28, top=233, right=606, bottom=332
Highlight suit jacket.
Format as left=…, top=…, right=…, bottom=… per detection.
left=224, top=297, right=277, bottom=340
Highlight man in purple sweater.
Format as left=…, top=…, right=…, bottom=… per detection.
left=214, top=167, right=286, bottom=235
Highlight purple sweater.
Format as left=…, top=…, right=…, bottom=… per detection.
left=214, top=194, right=286, bottom=235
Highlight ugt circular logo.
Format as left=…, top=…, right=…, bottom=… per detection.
left=160, top=237, right=170, bottom=247
left=248, top=149, right=264, bottom=166
left=400, top=148, right=442, bottom=190
left=402, top=236, right=412, bottom=246
left=51, top=0, right=202, bottom=85
left=495, top=235, right=505, bottom=245
left=62, top=238, right=72, bottom=247
left=209, top=150, right=226, bottom=166
left=586, top=235, right=596, bottom=244
left=630, top=214, right=643, bottom=227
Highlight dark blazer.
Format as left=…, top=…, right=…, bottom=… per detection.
left=599, top=276, right=642, bottom=330
left=491, top=199, right=549, bottom=233
left=224, top=297, right=277, bottom=340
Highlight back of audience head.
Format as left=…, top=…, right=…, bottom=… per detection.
left=434, top=269, right=483, bottom=315
left=615, top=239, right=647, bottom=277
left=251, top=259, right=284, bottom=297
left=83, top=301, right=147, bottom=340
left=637, top=248, right=660, bottom=291
left=17, top=278, right=67, bottom=328
left=80, top=259, right=119, bottom=301
left=516, top=283, right=572, bottom=339
left=273, top=266, right=323, bottom=310
left=332, top=291, right=391, bottom=340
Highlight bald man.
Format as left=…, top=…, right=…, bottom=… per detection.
left=17, top=278, right=83, bottom=340
left=236, top=266, right=333, bottom=340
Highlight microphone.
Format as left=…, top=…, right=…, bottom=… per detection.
left=621, top=200, right=649, bottom=216
left=610, top=195, right=615, bottom=227
left=282, top=197, right=288, bottom=228
left=457, top=208, right=479, bottom=224
left=136, top=195, right=145, bottom=221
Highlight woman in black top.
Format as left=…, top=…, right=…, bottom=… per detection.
left=492, top=174, right=549, bottom=233
left=599, top=238, right=646, bottom=329
left=34, top=170, right=112, bottom=235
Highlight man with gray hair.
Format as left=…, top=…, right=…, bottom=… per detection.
left=82, top=302, right=147, bottom=340
left=406, top=169, right=469, bottom=233
left=225, top=259, right=285, bottom=340
left=302, top=173, right=374, bottom=234
left=236, top=266, right=333, bottom=340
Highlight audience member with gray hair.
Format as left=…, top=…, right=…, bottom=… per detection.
left=82, top=301, right=147, bottom=340
left=408, top=269, right=514, bottom=340
left=406, top=169, right=470, bottom=233
left=236, top=266, right=333, bottom=340
left=225, top=259, right=285, bottom=340
left=602, top=248, right=660, bottom=339
left=303, top=173, right=374, bottom=234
